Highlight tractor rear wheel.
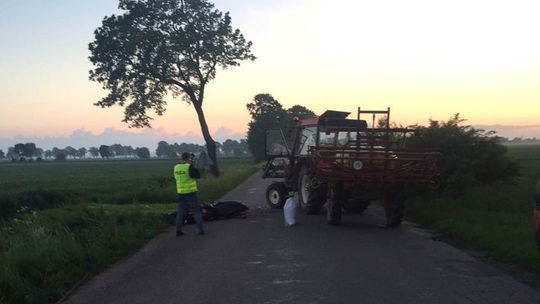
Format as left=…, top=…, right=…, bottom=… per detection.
left=266, top=182, right=287, bottom=209
left=384, top=188, right=405, bottom=227
left=298, top=166, right=326, bottom=214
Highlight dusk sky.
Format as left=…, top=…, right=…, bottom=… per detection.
left=1, top=0, right=539, bottom=150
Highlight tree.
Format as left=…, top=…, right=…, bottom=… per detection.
left=33, top=148, right=43, bottom=159
left=44, top=150, right=53, bottom=159
left=89, top=147, right=100, bottom=158
left=239, top=139, right=249, bottom=155
left=7, top=147, right=16, bottom=161
left=22, top=143, right=37, bottom=159
left=52, top=148, right=67, bottom=161
left=135, top=147, right=151, bottom=159
left=124, top=145, right=135, bottom=157
left=287, top=105, right=315, bottom=120
left=89, top=0, right=255, bottom=176
left=215, top=141, right=223, bottom=155
left=222, top=139, right=238, bottom=156
left=99, top=145, right=112, bottom=158
left=156, top=141, right=172, bottom=158
left=0, top=149, right=4, bottom=159
left=13, top=143, right=25, bottom=160
left=110, top=144, right=126, bottom=157
left=246, top=94, right=308, bottom=161
left=64, top=146, right=77, bottom=159
left=77, top=147, right=87, bottom=158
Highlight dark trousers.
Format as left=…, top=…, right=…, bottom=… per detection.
left=176, top=192, right=204, bottom=233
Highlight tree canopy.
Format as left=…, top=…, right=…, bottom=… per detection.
left=246, top=94, right=315, bottom=161
left=89, top=0, right=255, bottom=175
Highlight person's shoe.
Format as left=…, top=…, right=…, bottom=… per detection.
left=198, top=231, right=205, bottom=235
left=176, top=231, right=184, bottom=236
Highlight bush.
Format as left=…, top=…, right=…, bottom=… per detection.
left=406, top=114, right=519, bottom=192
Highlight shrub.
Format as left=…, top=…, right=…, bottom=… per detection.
left=406, top=114, right=519, bottom=192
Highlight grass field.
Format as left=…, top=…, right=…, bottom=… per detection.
left=406, top=144, right=540, bottom=279
left=0, top=157, right=260, bottom=304
left=0, top=158, right=257, bottom=220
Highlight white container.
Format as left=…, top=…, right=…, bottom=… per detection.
left=283, top=197, right=296, bottom=226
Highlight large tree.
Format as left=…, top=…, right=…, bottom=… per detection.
left=246, top=94, right=315, bottom=161
left=246, top=94, right=288, bottom=161
left=135, top=147, right=151, bottom=159
left=99, top=145, right=112, bottom=158
left=88, top=147, right=100, bottom=158
left=89, top=0, right=255, bottom=175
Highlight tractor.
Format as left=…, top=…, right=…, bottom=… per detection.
left=262, top=107, right=441, bottom=227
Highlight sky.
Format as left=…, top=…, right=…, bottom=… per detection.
left=1, top=0, right=539, bottom=151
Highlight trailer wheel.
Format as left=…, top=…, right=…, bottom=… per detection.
left=298, top=166, right=326, bottom=214
left=327, top=184, right=343, bottom=225
left=385, top=189, right=405, bottom=227
left=266, top=182, right=287, bottom=209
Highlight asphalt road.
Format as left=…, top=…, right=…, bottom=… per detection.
left=66, top=172, right=540, bottom=304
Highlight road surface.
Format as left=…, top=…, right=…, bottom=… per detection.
left=66, top=172, right=540, bottom=304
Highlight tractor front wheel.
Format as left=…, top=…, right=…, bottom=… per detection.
left=266, top=182, right=287, bottom=209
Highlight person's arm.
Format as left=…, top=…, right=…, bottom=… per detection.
left=189, top=164, right=201, bottom=179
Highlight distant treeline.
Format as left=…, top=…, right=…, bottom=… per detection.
left=0, top=139, right=249, bottom=162
left=500, top=137, right=540, bottom=144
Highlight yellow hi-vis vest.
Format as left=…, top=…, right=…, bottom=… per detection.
left=174, top=163, right=198, bottom=194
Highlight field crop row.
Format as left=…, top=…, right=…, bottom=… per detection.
left=0, top=158, right=258, bottom=220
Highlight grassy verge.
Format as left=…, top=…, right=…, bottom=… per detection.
left=0, top=158, right=261, bottom=304
left=406, top=144, right=540, bottom=278
left=0, top=205, right=167, bottom=304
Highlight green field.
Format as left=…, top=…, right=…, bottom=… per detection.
left=406, top=144, right=540, bottom=280
left=0, top=157, right=260, bottom=304
left=0, top=158, right=258, bottom=220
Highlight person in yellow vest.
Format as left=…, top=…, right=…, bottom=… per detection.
left=174, top=152, right=204, bottom=236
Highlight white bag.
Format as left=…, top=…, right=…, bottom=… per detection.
left=283, top=197, right=296, bottom=226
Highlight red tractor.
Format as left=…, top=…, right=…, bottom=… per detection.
left=263, top=107, right=441, bottom=227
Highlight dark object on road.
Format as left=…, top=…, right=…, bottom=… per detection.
left=262, top=107, right=441, bottom=227
left=534, top=176, right=540, bottom=250
left=164, top=201, right=249, bottom=226
left=212, top=200, right=249, bottom=219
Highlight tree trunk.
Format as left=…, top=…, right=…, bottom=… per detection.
left=193, top=101, right=220, bottom=176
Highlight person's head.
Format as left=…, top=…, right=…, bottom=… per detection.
left=181, top=152, right=191, bottom=161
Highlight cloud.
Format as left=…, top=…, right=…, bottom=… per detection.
left=0, top=127, right=247, bottom=152
left=213, top=127, right=246, bottom=142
